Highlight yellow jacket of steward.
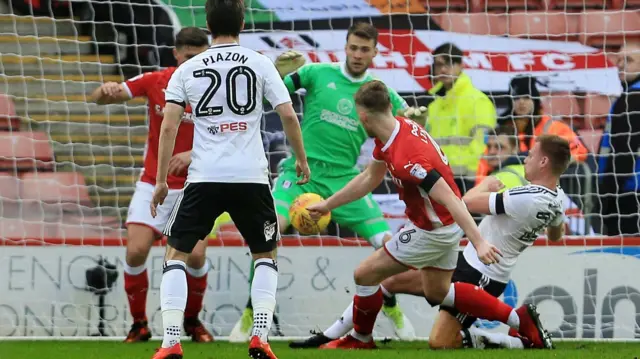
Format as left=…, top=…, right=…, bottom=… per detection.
left=427, top=73, right=497, bottom=176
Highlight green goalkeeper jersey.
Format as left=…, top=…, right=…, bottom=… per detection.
left=281, top=62, right=408, bottom=171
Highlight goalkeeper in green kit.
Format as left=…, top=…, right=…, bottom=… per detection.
left=229, top=22, right=428, bottom=343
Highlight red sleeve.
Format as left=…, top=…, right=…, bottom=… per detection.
left=396, top=155, right=435, bottom=185
left=123, top=72, right=158, bottom=98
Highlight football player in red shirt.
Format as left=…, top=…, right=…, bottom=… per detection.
left=90, top=27, right=213, bottom=343
left=307, top=81, right=548, bottom=350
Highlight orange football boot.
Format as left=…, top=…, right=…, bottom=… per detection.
left=151, top=343, right=183, bottom=359
left=320, top=335, right=376, bottom=350
left=124, top=320, right=152, bottom=343
left=249, top=335, right=278, bottom=359
left=184, top=317, right=214, bottom=343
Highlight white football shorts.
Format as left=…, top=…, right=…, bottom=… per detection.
left=125, top=181, right=183, bottom=236
left=383, top=222, right=463, bottom=270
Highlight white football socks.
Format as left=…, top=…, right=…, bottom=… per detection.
left=323, top=301, right=354, bottom=339
left=251, top=258, right=279, bottom=342
left=467, top=327, right=525, bottom=349
left=160, top=260, right=187, bottom=348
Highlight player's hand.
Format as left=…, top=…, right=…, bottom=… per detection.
left=99, top=82, right=123, bottom=97
left=168, top=151, right=191, bottom=176
left=275, top=50, right=306, bottom=77
left=295, top=159, right=311, bottom=185
left=482, top=176, right=505, bottom=193
left=150, top=183, right=169, bottom=218
left=307, top=201, right=330, bottom=220
left=476, top=241, right=503, bottom=265
left=404, top=106, right=428, bottom=124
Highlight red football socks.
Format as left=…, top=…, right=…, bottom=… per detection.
left=453, top=282, right=513, bottom=323
left=185, top=273, right=208, bottom=319
left=352, top=288, right=383, bottom=335
left=124, top=269, right=149, bottom=322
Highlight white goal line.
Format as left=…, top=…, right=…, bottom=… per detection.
left=0, top=336, right=638, bottom=343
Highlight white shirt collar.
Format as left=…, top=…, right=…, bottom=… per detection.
left=381, top=119, right=400, bottom=152
left=340, top=62, right=370, bottom=83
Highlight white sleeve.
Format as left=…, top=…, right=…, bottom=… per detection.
left=165, top=66, right=188, bottom=107
left=262, top=58, right=292, bottom=108
left=488, top=188, right=535, bottom=220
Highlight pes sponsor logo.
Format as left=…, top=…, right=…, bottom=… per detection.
left=208, top=121, right=248, bottom=135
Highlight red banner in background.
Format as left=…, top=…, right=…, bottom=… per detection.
left=242, top=30, right=621, bottom=95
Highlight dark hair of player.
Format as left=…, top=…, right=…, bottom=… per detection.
left=205, top=0, right=244, bottom=38
left=537, top=134, right=571, bottom=176
left=175, top=27, right=210, bottom=49
left=355, top=80, right=390, bottom=113
left=346, top=22, right=379, bottom=45
left=432, top=42, right=464, bottom=66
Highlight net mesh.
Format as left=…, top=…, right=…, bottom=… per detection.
left=0, top=0, right=639, bottom=339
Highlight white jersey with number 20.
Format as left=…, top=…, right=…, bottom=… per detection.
left=165, top=43, right=291, bottom=184
left=464, top=184, right=565, bottom=283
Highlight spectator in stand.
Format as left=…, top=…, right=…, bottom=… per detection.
left=427, top=43, right=497, bottom=193
left=475, top=126, right=523, bottom=186
left=598, top=41, right=640, bottom=236
left=498, top=75, right=588, bottom=163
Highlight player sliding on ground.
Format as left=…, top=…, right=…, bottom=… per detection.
left=294, top=134, right=567, bottom=350
left=149, top=0, right=310, bottom=358
left=90, top=27, right=215, bottom=343
left=230, top=21, right=427, bottom=342
left=301, top=80, right=552, bottom=350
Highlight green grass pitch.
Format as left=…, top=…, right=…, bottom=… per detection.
left=0, top=340, right=639, bottom=359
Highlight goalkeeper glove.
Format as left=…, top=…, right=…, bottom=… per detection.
left=403, top=106, right=428, bottom=126
left=275, top=50, right=306, bottom=78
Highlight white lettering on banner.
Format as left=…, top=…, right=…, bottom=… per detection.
left=464, top=52, right=492, bottom=70
left=242, top=30, right=622, bottom=96
left=0, top=246, right=639, bottom=338
left=509, top=52, right=536, bottom=71
left=373, top=51, right=407, bottom=68
left=542, top=53, right=575, bottom=70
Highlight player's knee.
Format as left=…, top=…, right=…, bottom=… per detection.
left=428, top=333, right=451, bottom=350
left=126, top=241, right=152, bottom=267
left=353, top=265, right=378, bottom=286
left=424, top=291, right=447, bottom=307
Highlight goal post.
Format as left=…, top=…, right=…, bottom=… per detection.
left=0, top=0, right=639, bottom=341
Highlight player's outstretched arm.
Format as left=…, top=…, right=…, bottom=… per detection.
left=275, top=102, right=310, bottom=183
left=309, top=160, right=387, bottom=218
left=90, top=82, right=131, bottom=105
left=462, top=176, right=505, bottom=215
left=429, top=178, right=502, bottom=265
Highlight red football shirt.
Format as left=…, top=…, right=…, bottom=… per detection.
left=373, top=117, right=461, bottom=231
left=123, top=68, right=194, bottom=189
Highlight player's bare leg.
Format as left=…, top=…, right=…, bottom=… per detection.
left=429, top=311, right=464, bottom=349
left=321, top=248, right=407, bottom=350
left=183, top=239, right=214, bottom=342
left=123, top=224, right=156, bottom=342
left=230, top=214, right=288, bottom=343
left=247, top=249, right=280, bottom=359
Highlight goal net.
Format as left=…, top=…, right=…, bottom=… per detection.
left=0, top=0, right=639, bottom=341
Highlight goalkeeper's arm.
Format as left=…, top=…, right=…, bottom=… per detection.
left=324, top=160, right=387, bottom=211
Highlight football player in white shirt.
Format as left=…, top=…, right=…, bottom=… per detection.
left=149, top=0, right=310, bottom=358
left=294, top=134, right=569, bottom=350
